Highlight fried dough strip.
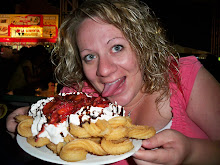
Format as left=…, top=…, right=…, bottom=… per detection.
left=82, top=122, right=101, bottom=137
left=104, top=126, right=128, bottom=140
left=124, top=116, right=133, bottom=127
left=101, top=138, right=134, bottom=155
left=27, top=136, right=50, bottom=147
left=47, top=142, right=65, bottom=155
left=63, top=134, right=75, bottom=143
left=62, top=139, right=107, bottom=156
left=17, top=118, right=33, bottom=137
left=108, top=116, right=127, bottom=128
left=96, top=119, right=112, bottom=136
left=69, top=123, right=91, bottom=138
left=15, top=115, right=32, bottom=123
left=56, top=142, right=65, bottom=154
left=87, top=137, right=102, bottom=144
left=60, top=147, right=87, bottom=162
left=128, top=125, right=156, bottom=139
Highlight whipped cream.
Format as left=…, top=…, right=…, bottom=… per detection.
left=28, top=92, right=124, bottom=144
left=69, top=102, right=124, bottom=125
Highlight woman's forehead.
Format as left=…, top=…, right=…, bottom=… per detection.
left=77, top=18, right=124, bottom=39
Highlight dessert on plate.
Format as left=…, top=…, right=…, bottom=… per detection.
left=16, top=92, right=156, bottom=162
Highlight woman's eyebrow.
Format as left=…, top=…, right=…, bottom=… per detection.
left=107, top=37, right=124, bottom=44
left=80, top=48, right=92, bottom=53
left=80, top=37, right=125, bottom=52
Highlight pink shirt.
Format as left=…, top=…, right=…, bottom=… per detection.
left=170, top=56, right=208, bottom=139
left=60, top=56, right=208, bottom=165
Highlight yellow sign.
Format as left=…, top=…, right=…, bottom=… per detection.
left=10, top=26, right=43, bottom=38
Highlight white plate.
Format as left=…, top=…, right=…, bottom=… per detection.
left=17, top=135, right=142, bottom=165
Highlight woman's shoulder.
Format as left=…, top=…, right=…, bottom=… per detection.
left=178, top=56, right=202, bottom=86
left=179, top=56, right=202, bottom=69
left=169, top=56, right=203, bottom=112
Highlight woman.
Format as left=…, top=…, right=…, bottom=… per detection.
left=7, top=0, right=220, bottom=164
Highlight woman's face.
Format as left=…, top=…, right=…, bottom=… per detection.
left=76, top=18, right=144, bottom=106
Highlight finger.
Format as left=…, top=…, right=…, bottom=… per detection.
left=133, top=147, right=172, bottom=164
left=139, top=146, right=145, bottom=151
left=142, top=130, right=174, bottom=149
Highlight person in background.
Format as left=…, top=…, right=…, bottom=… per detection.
left=7, top=47, right=33, bottom=94
left=7, top=45, right=54, bottom=95
left=0, top=46, right=18, bottom=94
left=29, top=45, right=54, bottom=89
left=6, top=0, right=220, bottom=164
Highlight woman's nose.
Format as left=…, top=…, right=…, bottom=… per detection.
left=96, top=57, right=117, bottom=77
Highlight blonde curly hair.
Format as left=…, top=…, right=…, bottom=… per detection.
left=52, top=0, right=179, bottom=101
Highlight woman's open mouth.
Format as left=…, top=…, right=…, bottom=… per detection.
left=101, top=77, right=126, bottom=97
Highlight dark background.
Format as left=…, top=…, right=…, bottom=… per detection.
left=0, top=0, right=219, bottom=52
left=145, top=0, right=218, bottom=52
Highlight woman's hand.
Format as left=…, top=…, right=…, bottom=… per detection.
left=6, top=106, right=30, bottom=138
left=133, top=129, right=192, bottom=165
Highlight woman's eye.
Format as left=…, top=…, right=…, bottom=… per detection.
left=112, top=45, right=123, bottom=53
left=84, top=54, right=96, bottom=62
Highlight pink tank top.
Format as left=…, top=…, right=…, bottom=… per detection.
left=170, top=56, right=209, bottom=139
left=60, top=56, right=208, bottom=165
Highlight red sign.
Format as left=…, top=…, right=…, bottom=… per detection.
left=0, top=14, right=58, bottom=43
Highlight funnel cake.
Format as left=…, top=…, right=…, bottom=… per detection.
left=16, top=92, right=156, bottom=162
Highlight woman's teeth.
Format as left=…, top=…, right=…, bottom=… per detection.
left=108, top=78, right=122, bottom=86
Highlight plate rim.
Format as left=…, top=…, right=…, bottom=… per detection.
left=16, top=134, right=142, bottom=165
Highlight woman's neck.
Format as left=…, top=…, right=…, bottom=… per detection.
left=125, top=93, right=147, bottom=116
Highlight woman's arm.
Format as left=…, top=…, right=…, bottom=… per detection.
left=184, top=138, right=220, bottom=165
left=183, top=66, right=220, bottom=164
left=186, top=66, right=220, bottom=139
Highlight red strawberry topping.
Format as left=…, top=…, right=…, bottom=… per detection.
left=42, top=93, right=110, bottom=124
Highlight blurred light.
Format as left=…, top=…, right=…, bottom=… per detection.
left=218, top=57, right=220, bottom=61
